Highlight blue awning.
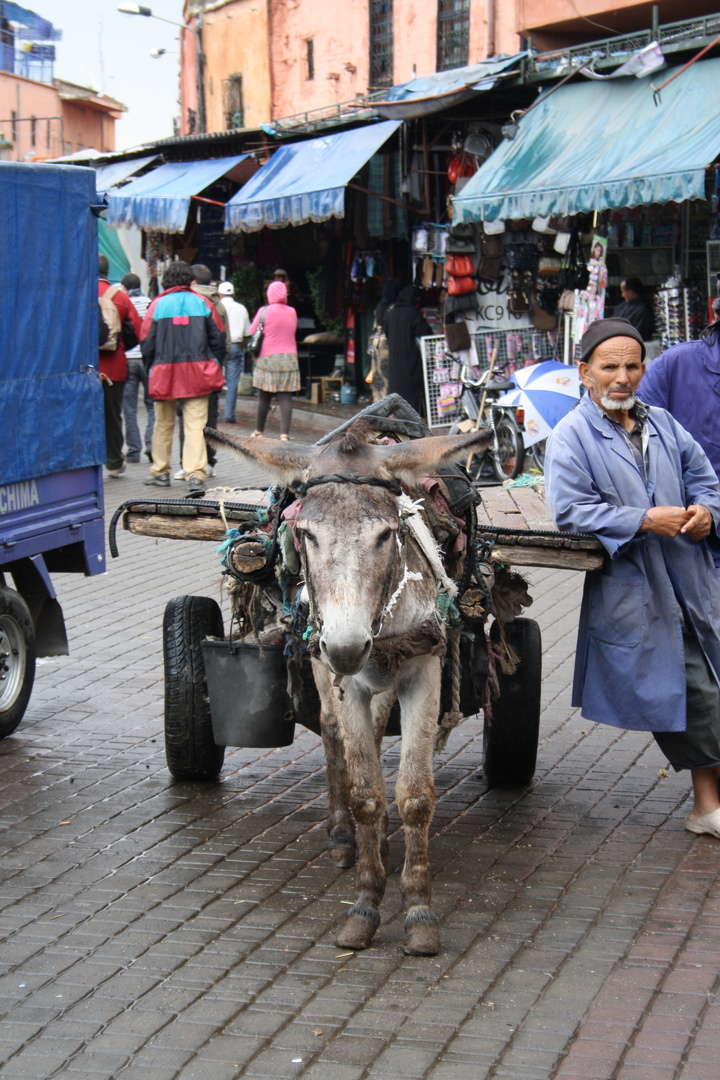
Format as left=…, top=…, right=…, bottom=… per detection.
left=94, top=155, right=158, bottom=195
left=107, top=154, right=250, bottom=233
left=453, top=57, right=720, bottom=223
left=225, top=121, right=401, bottom=233
left=373, top=55, right=525, bottom=120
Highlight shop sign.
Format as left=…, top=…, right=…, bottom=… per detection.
left=470, top=275, right=532, bottom=330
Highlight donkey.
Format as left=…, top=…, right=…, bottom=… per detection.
left=207, top=421, right=491, bottom=955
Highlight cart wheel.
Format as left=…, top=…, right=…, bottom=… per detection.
left=163, top=595, right=225, bottom=781
left=492, top=417, right=525, bottom=482
left=0, top=586, right=36, bottom=739
left=484, top=617, right=541, bottom=786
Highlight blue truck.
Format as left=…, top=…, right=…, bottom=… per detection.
left=0, top=162, right=106, bottom=737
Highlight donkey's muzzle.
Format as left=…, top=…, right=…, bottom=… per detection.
left=319, top=633, right=373, bottom=676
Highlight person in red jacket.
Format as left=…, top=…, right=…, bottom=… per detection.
left=98, top=255, right=142, bottom=477
left=140, top=261, right=227, bottom=492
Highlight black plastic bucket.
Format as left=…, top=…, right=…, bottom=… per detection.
left=202, top=640, right=297, bottom=748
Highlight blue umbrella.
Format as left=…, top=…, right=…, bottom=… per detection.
left=495, top=361, right=580, bottom=447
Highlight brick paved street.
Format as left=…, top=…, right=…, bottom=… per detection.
left=1, top=405, right=719, bottom=1080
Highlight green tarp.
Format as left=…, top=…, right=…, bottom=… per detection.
left=98, top=215, right=130, bottom=283
left=453, top=57, right=720, bottom=222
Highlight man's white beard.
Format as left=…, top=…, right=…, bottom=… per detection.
left=600, top=391, right=636, bottom=411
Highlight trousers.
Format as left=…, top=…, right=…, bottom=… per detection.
left=102, top=377, right=126, bottom=471
left=223, top=343, right=245, bottom=421
left=151, top=396, right=209, bottom=480
left=122, top=356, right=155, bottom=460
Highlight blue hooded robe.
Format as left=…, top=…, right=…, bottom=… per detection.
left=545, top=392, right=720, bottom=733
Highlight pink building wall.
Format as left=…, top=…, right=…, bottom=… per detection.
left=0, top=72, right=121, bottom=159
left=0, top=72, right=60, bottom=159
left=180, top=14, right=200, bottom=136
left=183, top=0, right=670, bottom=131
left=268, top=0, right=370, bottom=119
left=203, top=0, right=272, bottom=131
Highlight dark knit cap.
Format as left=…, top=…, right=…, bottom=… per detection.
left=580, top=318, right=646, bottom=364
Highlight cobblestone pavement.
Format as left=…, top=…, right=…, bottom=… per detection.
left=1, top=406, right=719, bottom=1080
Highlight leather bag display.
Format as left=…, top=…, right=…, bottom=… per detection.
left=445, top=255, right=475, bottom=277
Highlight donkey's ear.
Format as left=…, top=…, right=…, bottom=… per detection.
left=204, top=428, right=315, bottom=484
left=376, top=429, right=493, bottom=486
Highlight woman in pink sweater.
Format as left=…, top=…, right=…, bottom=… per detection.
left=248, top=280, right=299, bottom=439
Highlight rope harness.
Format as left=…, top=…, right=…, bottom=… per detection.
left=291, top=474, right=467, bottom=752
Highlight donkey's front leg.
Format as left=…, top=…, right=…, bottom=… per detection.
left=396, top=654, right=442, bottom=956
left=313, top=660, right=356, bottom=868
left=334, top=679, right=388, bottom=950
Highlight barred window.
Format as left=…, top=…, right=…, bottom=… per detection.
left=370, top=0, right=393, bottom=89
left=222, top=74, right=244, bottom=131
left=437, top=0, right=469, bottom=71
left=306, top=39, right=314, bottom=81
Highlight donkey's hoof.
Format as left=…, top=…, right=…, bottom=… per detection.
left=402, top=908, right=440, bottom=956
left=329, top=843, right=356, bottom=869
left=335, top=903, right=380, bottom=950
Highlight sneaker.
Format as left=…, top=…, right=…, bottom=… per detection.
left=173, top=468, right=187, bottom=480
left=106, top=462, right=126, bottom=478
left=125, top=456, right=140, bottom=464
left=144, top=449, right=153, bottom=462
left=206, top=465, right=215, bottom=478
left=144, top=472, right=170, bottom=487
left=187, top=476, right=205, bottom=493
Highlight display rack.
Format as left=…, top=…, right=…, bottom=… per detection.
left=421, top=327, right=564, bottom=429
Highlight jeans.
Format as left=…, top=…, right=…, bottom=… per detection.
left=223, top=343, right=245, bottom=421
left=123, top=356, right=155, bottom=461
left=179, top=390, right=218, bottom=466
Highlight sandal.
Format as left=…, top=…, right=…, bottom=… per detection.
left=249, top=431, right=262, bottom=438
left=280, top=434, right=289, bottom=441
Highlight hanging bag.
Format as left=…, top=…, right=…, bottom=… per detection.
left=557, top=228, right=589, bottom=292
left=247, top=307, right=267, bottom=358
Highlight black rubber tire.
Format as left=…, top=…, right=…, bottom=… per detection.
left=0, top=586, right=36, bottom=739
left=484, top=617, right=541, bottom=786
left=163, top=595, right=225, bottom=781
left=492, top=416, right=525, bottom=482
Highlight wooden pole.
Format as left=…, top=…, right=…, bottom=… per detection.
left=466, top=345, right=498, bottom=471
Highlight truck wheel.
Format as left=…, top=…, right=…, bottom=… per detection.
left=484, top=617, right=541, bottom=786
left=163, top=595, right=225, bottom=781
left=0, top=587, right=36, bottom=739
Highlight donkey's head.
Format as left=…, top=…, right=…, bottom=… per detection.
left=206, top=421, right=491, bottom=676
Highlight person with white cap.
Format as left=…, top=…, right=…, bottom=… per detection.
left=218, top=280, right=251, bottom=423
left=545, top=318, right=720, bottom=839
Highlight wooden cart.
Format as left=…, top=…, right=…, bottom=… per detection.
left=110, top=483, right=603, bottom=788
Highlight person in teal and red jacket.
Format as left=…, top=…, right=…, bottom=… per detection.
left=140, top=261, right=226, bottom=492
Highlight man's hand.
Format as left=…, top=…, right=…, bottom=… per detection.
left=640, top=504, right=712, bottom=539
left=639, top=506, right=692, bottom=537
left=680, top=504, right=712, bottom=540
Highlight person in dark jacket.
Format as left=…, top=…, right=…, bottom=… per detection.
left=383, top=285, right=432, bottom=414
left=612, top=278, right=654, bottom=341
left=640, top=311, right=720, bottom=567
left=140, top=261, right=227, bottom=492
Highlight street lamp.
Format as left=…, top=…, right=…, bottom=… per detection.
left=118, top=3, right=206, bottom=133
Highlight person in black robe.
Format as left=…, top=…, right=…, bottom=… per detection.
left=384, top=286, right=432, bottom=414
left=374, top=278, right=401, bottom=325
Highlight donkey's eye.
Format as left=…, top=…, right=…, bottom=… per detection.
left=376, top=528, right=393, bottom=549
left=299, top=528, right=318, bottom=548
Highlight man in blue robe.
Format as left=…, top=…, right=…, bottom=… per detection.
left=545, top=318, right=720, bottom=838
